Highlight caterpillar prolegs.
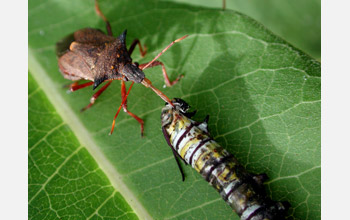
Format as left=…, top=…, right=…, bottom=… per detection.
left=161, top=98, right=289, bottom=220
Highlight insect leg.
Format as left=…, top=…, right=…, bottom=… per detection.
left=95, top=0, right=113, bottom=36
left=120, top=80, right=144, bottom=136
left=162, top=126, right=186, bottom=181
left=139, top=61, right=183, bottom=87
left=81, top=81, right=112, bottom=112
left=140, top=35, right=188, bottom=70
left=110, top=82, right=134, bottom=135
left=252, top=173, right=269, bottom=186
left=128, top=39, right=147, bottom=57
left=67, top=81, right=94, bottom=92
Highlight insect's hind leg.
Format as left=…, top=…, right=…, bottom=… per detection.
left=128, top=39, right=147, bottom=57
left=95, top=0, right=113, bottom=36
left=81, top=81, right=112, bottom=112
left=121, top=80, right=144, bottom=136
left=139, top=61, right=183, bottom=87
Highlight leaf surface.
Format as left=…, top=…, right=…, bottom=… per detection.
left=166, top=0, right=321, bottom=60
left=29, top=73, right=139, bottom=220
left=29, top=0, right=321, bottom=219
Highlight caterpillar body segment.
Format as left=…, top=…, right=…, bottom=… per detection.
left=161, top=98, right=289, bottom=220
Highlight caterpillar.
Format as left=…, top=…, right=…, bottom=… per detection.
left=161, top=98, right=289, bottom=220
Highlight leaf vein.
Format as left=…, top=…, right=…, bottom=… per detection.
left=28, top=146, right=84, bottom=204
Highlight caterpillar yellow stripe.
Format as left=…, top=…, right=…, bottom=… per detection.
left=161, top=98, right=289, bottom=220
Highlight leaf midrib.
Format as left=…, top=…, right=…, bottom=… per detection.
left=28, top=47, right=153, bottom=220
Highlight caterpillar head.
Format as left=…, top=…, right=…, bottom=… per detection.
left=171, top=98, right=190, bottom=114
left=161, top=98, right=187, bottom=127
left=161, top=98, right=197, bottom=128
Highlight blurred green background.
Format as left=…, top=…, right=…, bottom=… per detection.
left=165, top=0, right=321, bottom=60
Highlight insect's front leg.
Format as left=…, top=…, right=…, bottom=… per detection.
left=138, top=35, right=188, bottom=87
left=120, top=80, right=144, bottom=136
left=128, top=39, right=147, bottom=57
left=139, top=61, right=183, bottom=87
left=80, top=81, right=112, bottom=112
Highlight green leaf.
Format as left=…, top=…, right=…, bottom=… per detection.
left=166, top=0, right=321, bottom=60
left=28, top=73, right=139, bottom=220
left=29, top=0, right=320, bottom=219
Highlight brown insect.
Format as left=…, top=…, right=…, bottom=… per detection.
left=56, top=0, right=187, bottom=136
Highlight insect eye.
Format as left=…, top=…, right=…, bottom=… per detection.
left=134, top=62, right=139, bottom=67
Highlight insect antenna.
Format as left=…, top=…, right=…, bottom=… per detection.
left=109, top=82, right=135, bottom=135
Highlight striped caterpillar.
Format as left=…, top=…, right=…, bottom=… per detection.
left=161, top=98, right=289, bottom=220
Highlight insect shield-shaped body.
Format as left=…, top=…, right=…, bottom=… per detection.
left=161, top=99, right=289, bottom=220
left=55, top=0, right=187, bottom=136
left=57, top=29, right=143, bottom=87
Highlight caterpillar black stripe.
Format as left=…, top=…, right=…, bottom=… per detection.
left=161, top=98, right=289, bottom=220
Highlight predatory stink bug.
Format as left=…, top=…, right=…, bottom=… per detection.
left=56, top=0, right=187, bottom=136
